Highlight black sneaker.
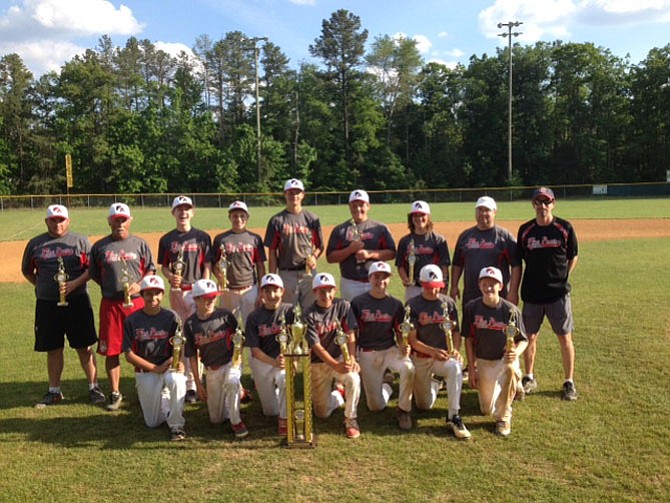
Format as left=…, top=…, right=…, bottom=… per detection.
left=522, top=376, right=538, bottom=394
left=446, top=415, right=471, bottom=440
left=106, top=392, right=123, bottom=411
left=185, top=390, right=198, bottom=404
left=89, top=387, right=106, bottom=404
left=170, top=428, right=186, bottom=442
left=35, top=390, right=63, bottom=408
left=562, top=381, right=578, bottom=401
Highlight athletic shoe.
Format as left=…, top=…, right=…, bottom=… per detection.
left=495, top=420, right=511, bottom=437
left=185, top=390, right=198, bottom=405
left=522, top=376, right=538, bottom=394
left=462, top=365, right=469, bottom=381
left=170, top=428, right=186, bottom=442
left=106, top=392, right=123, bottom=411
left=397, top=409, right=412, bottom=431
left=35, top=390, right=63, bottom=408
left=89, top=387, right=106, bottom=404
left=446, top=415, right=471, bottom=440
left=240, top=388, right=253, bottom=404
left=562, top=381, right=578, bottom=401
left=344, top=417, right=361, bottom=439
left=231, top=421, right=249, bottom=438
left=383, top=370, right=395, bottom=386
left=277, top=418, right=288, bottom=437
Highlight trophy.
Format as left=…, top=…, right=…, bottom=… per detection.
left=231, top=308, right=245, bottom=370
left=171, top=243, right=186, bottom=292
left=217, top=243, right=229, bottom=291
left=440, top=299, right=455, bottom=357
left=288, top=303, right=308, bottom=355
left=54, top=256, right=69, bottom=307
left=276, top=313, right=289, bottom=355
left=407, top=238, right=417, bottom=286
left=120, top=257, right=134, bottom=308
left=170, top=319, right=185, bottom=371
left=348, top=218, right=365, bottom=265
left=398, top=305, right=413, bottom=353
left=334, top=318, right=352, bottom=365
left=505, top=310, right=520, bottom=353
left=303, top=244, right=314, bottom=277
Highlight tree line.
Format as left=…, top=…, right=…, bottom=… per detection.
left=0, top=9, right=668, bottom=196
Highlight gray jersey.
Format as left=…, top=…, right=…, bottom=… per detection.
left=351, top=293, right=403, bottom=351
left=264, top=209, right=324, bottom=270
left=157, top=227, right=212, bottom=285
left=183, top=308, right=237, bottom=368
left=122, top=308, right=179, bottom=367
left=396, top=232, right=450, bottom=286
left=462, top=298, right=527, bottom=361
left=304, top=299, right=358, bottom=363
left=245, top=303, right=296, bottom=359
left=213, top=230, right=266, bottom=287
left=406, top=293, right=459, bottom=354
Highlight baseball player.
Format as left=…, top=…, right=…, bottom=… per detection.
left=396, top=201, right=450, bottom=302
left=264, top=179, right=324, bottom=311
left=89, top=203, right=155, bottom=411
left=350, top=261, right=415, bottom=430
left=122, top=275, right=186, bottom=441
left=326, top=189, right=396, bottom=301
left=462, top=267, right=528, bottom=437
left=407, top=264, right=470, bottom=440
left=21, top=204, right=105, bottom=407
left=183, top=279, right=249, bottom=438
left=157, top=195, right=213, bottom=404
left=516, top=187, right=579, bottom=401
left=244, top=274, right=295, bottom=436
left=304, top=273, right=362, bottom=439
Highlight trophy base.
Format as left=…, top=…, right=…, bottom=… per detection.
left=57, top=301, right=69, bottom=307
left=122, top=302, right=135, bottom=309
left=281, top=435, right=316, bottom=449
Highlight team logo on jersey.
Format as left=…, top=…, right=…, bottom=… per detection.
left=465, top=238, right=495, bottom=250
left=527, top=236, right=562, bottom=250
left=359, top=309, right=392, bottom=323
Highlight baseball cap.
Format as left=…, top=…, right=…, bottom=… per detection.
left=109, top=203, right=131, bottom=219
left=171, top=195, right=193, bottom=210
left=475, top=196, right=497, bottom=211
left=419, top=264, right=445, bottom=288
left=139, top=275, right=165, bottom=292
left=349, top=189, right=370, bottom=204
left=312, top=272, right=337, bottom=290
left=261, top=273, right=284, bottom=289
left=192, top=279, right=221, bottom=299
left=478, top=266, right=503, bottom=285
left=368, top=261, right=392, bottom=277
left=532, top=187, right=555, bottom=202
left=46, top=204, right=69, bottom=220
left=228, top=200, right=249, bottom=214
left=409, top=200, right=430, bottom=215
left=284, top=178, right=305, bottom=192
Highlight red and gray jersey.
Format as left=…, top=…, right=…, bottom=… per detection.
left=462, top=297, right=527, bottom=361
left=264, top=209, right=323, bottom=270
left=21, top=231, right=91, bottom=301
left=406, top=293, right=459, bottom=354
left=122, top=308, right=179, bottom=368
left=89, top=235, right=155, bottom=300
left=452, top=225, right=520, bottom=306
left=212, top=230, right=266, bottom=287
left=245, top=303, right=296, bottom=359
left=157, top=227, right=212, bottom=285
left=327, top=218, right=396, bottom=281
left=183, top=308, right=237, bottom=368
left=396, top=232, right=450, bottom=286
left=350, top=293, right=403, bottom=351
left=304, top=299, right=358, bottom=363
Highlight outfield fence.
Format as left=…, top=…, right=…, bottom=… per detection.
left=1, top=182, right=668, bottom=211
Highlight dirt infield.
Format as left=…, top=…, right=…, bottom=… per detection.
left=4, top=218, right=669, bottom=283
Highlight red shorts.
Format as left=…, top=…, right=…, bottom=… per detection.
left=97, top=297, right=144, bottom=356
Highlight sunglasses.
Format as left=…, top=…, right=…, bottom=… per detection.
left=534, top=199, right=553, bottom=207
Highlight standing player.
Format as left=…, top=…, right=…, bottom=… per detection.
left=244, top=274, right=295, bottom=436
left=516, top=187, right=579, bottom=401
left=396, top=201, right=450, bottom=302
left=90, top=203, right=155, bottom=411
left=407, top=265, right=470, bottom=440
left=351, top=262, right=415, bottom=430
left=304, top=273, right=362, bottom=439
left=122, top=275, right=186, bottom=441
left=21, top=205, right=105, bottom=407
left=462, top=267, right=528, bottom=437
left=157, top=195, right=212, bottom=404
left=183, top=279, right=249, bottom=438
left=326, top=189, right=396, bottom=301
left=264, top=179, right=323, bottom=311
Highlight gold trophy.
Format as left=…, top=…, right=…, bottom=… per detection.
left=334, top=318, right=352, bottom=365
left=349, top=218, right=365, bottom=265
left=398, top=305, right=413, bottom=353
left=276, top=313, right=289, bottom=355
left=171, top=243, right=186, bottom=292
left=217, top=243, right=229, bottom=291
left=54, top=256, right=69, bottom=307
left=120, top=257, right=134, bottom=308
left=505, top=310, right=520, bottom=353
left=288, top=303, right=308, bottom=355
left=304, top=244, right=314, bottom=277
left=407, top=238, right=417, bottom=286
left=170, top=319, right=185, bottom=371
left=440, top=299, right=455, bottom=357
left=231, top=309, right=245, bottom=370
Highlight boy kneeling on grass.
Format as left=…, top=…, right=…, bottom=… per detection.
left=123, top=275, right=187, bottom=441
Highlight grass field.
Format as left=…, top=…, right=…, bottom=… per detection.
left=0, top=200, right=669, bottom=502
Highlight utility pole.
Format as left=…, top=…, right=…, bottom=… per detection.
left=498, top=21, right=522, bottom=184
left=243, top=36, right=268, bottom=186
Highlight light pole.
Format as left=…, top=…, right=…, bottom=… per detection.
left=498, top=21, right=522, bottom=184
left=243, top=36, right=268, bottom=185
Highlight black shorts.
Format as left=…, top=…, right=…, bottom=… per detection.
left=34, top=294, right=98, bottom=352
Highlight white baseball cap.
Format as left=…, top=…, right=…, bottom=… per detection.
left=171, top=195, right=193, bottom=210
left=410, top=200, right=430, bottom=215
left=228, top=200, right=249, bottom=214
left=419, top=264, right=445, bottom=288
left=312, top=272, right=337, bottom=290
left=109, top=203, right=131, bottom=219
left=368, top=261, right=392, bottom=277
left=478, top=266, right=503, bottom=285
left=261, top=273, right=284, bottom=289
left=475, top=196, right=497, bottom=211
left=139, top=275, right=165, bottom=292
left=192, top=279, right=221, bottom=299
left=348, top=189, right=370, bottom=204
left=284, top=178, right=305, bottom=192
left=46, top=204, right=69, bottom=220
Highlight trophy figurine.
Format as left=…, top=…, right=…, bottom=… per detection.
left=120, top=257, right=134, bottom=308
left=170, top=319, right=185, bottom=371
left=348, top=218, right=365, bottom=265
left=231, top=309, right=245, bottom=370
left=276, top=314, right=289, bottom=356
left=505, top=311, right=520, bottom=353
left=171, top=243, right=186, bottom=292
left=304, top=244, right=314, bottom=277
left=289, top=303, right=308, bottom=355
left=217, top=243, right=229, bottom=291
left=407, top=238, right=417, bottom=286
left=334, top=318, right=352, bottom=364
left=440, top=299, right=455, bottom=357
left=54, top=256, right=69, bottom=307
left=398, top=305, right=413, bottom=353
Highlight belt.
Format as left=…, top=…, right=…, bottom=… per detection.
left=343, top=277, right=370, bottom=283
left=172, top=283, right=192, bottom=291
left=412, top=351, right=432, bottom=359
left=279, top=266, right=306, bottom=272
left=227, top=285, right=253, bottom=291
left=359, top=346, right=394, bottom=352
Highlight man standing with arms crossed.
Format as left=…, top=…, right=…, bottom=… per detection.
left=516, top=187, right=579, bottom=401
left=22, top=205, right=104, bottom=407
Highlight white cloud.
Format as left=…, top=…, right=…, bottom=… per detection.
left=155, top=41, right=194, bottom=59
left=0, top=40, right=85, bottom=75
left=445, top=48, right=465, bottom=58
left=438, top=31, right=449, bottom=38
left=412, top=34, right=432, bottom=54
left=426, top=57, right=460, bottom=70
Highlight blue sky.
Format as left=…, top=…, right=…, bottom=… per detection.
left=1, top=0, right=670, bottom=77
